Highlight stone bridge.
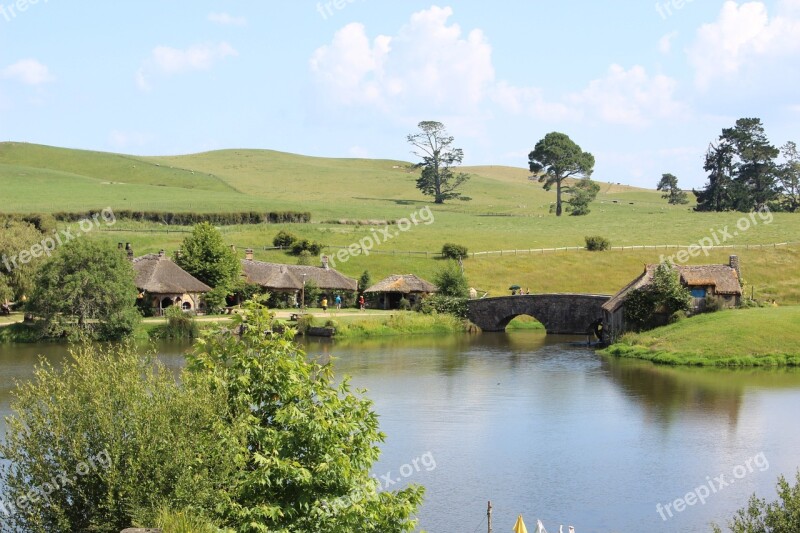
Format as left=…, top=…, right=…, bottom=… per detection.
left=467, top=294, right=612, bottom=334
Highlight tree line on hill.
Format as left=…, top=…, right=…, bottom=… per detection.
left=410, top=117, right=799, bottom=217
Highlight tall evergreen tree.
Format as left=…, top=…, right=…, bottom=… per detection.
left=778, top=141, right=800, bottom=212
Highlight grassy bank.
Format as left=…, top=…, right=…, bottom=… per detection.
left=601, top=307, right=800, bottom=367
left=302, top=312, right=468, bottom=339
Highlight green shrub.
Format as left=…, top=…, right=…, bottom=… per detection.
left=585, top=235, right=611, bottom=251
left=152, top=508, right=231, bottom=533
left=0, top=344, right=237, bottom=532
left=398, top=297, right=411, bottom=311
left=273, top=230, right=297, bottom=248
left=160, top=305, right=199, bottom=339
left=441, top=243, right=469, bottom=260
left=419, top=295, right=469, bottom=318
left=296, top=313, right=314, bottom=333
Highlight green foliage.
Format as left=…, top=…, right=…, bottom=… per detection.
left=398, top=297, right=411, bottom=311
left=273, top=230, right=298, bottom=248
left=0, top=219, right=45, bottom=303
left=155, top=305, right=199, bottom=339
left=153, top=508, right=232, bottom=533
left=51, top=210, right=310, bottom=226
left=295, top=312, right=315, bottom=333
left=529, top=131, right=595, bottom=216
left=175, top=222, right=241, bottom=290
left=203, top=286, right=230, bottom=314
left=778, top=141, right=800, bottom=212
left=296, top=249, right=313, bottom=265
left=656, top=173, right=689, bottom=205
left=272, top=230, right=297, bottom=248
left=441, top=242, right=469, bottom=260
left=419, top=294, right=468, bottom=319
left=27, top=239, right=140, bottom=341
left=695, top=118, right=780, bottom=212
left=624, top=262, right=691, bottom=331
left=434, top=261, right=469, bottom=298
left=186, top=303, right=425, bottom=532
left=0, top=343, right=237, bottom=532
left=303, top=279, right=321, bottom=308
left=408, top=121, right=471, bottom=204
left=585, top=235, right=611, bottom=251
left=712, top=470, right=800, bottom=533
left=358, top=270, right=372, bottom=293
left=567, top=177, right=600, bottom=215
left=290, top=238, right=323, bottom=256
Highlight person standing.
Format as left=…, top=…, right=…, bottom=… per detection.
left=358, top=295, right=365, bottom=311
left=335, top=295, right=342, bottom=310
left=321, top=297, right=328, bottom=312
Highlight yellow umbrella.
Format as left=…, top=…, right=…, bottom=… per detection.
left=513, top=515, right=528, bottom=533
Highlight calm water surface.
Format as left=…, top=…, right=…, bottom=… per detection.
left=2, top=332, right=800, bottom=533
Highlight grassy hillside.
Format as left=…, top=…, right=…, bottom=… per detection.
left=3, top=142, right=800, bottom=304
left=603, top=307, right=800, bottom=366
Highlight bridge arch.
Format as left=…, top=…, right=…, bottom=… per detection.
left=466, top=294, right=611, bottom=334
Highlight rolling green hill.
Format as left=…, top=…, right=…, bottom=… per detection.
left=2, top=142, right=799, bottom=304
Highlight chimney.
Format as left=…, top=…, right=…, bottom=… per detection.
left=125, top=243, right=134, bottom=262
left=245, top=248, right=254, bottom=261
left=158, top=249, right=165, bottom=259
left=322, top=255, right=329, bottom=270
left=729, top=255, right=741, bottom=280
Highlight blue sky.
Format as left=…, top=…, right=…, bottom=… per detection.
left=1, top=0, right=799, bottom=188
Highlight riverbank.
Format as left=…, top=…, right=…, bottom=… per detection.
left=2, top=309, right=478, bottom=343
left=601, top=306, right=800, bottom=367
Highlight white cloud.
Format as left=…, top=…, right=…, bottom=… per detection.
left=1, top=59, right=54, bottom=85
left=658, top=31, right=679, bottom=54
left=491, top=81, right=581, bottom=122
left=208, top=12, right=247, bottom=27
left=570, top=65, right=687, bottom=126
left=136, top=42, right=238, bottom=91
left=688, top=1, right=800, bottom=88
left=310, top=6, right=494, bottom=115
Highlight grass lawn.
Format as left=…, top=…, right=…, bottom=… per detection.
left=602, top=306, right=800, bottom=366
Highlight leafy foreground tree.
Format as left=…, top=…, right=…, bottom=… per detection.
left=529, top=131, right=595, bottom=216
left=407, top=120, right=471, bottom=204
left=176, top=222, right=241, bottom=290
left=0, top=344, right=237, bottom=532
left=187, top=303, right=424, bottom=532
left=713, top=470, right=800, bottom=533
left=0, top=303, right=424, bottom=532
left=656, top=173, right=689, bottom=205
left=27, top=239, right=140, bottom=340
left=623, top=262, right=691, bottom=331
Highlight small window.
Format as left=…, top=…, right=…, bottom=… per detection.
left=691, top=288, right=706, bottom=298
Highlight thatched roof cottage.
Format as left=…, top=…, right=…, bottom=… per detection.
left=364, top=274, right=437, bottom=310
left=241, top=251, right=357, bottom=304
left=602, top=255, right=743, bottom=337
left=133, top=250, right=212, bottom=315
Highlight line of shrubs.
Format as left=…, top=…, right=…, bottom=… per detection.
left=49, top=210, right=312, bottom=226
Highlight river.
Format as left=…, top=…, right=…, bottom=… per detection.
left=2, top=331, right=800, bottom=533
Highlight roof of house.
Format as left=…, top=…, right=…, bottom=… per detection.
left=364, top=274, right=437, bottom=294
left=133, top=254, right=212, bottom=294
left=602, top=262, right=742, bottom=313
left=241, top=260, right=358, bottom=291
